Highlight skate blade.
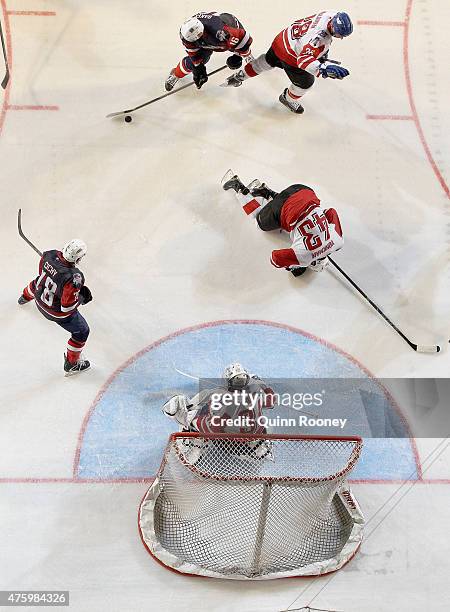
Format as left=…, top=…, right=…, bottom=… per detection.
left=246, top=179, right=262, bottom=191
left=64, top=364, right=91, bottom=377
left=221, top=169, right=235, bottom=186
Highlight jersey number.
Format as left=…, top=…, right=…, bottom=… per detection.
left=36, top=271, right=58, bottom=307
left=298, top=212, right=330, bottom=251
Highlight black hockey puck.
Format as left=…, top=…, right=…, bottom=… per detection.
left=124, top=115, right=132, bottom=123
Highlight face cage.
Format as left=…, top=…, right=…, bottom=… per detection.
left=228, top=373, right=250, bottom=389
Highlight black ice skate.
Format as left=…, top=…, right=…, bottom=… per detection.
left=279, top=89, right=305, bottom=114
left=64, top=354, right=91, bottom=377
left=221, top=170, right=250, bottom=195
left=249, top=182, right=278, bottom=200
left=18, top=295, right=29, bottom=305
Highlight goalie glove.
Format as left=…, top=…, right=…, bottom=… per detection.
left=319, top=62, right=350, bottom=79
left=162, top=395, right=197, bottom=429
left=79, top=285, right=93, bottom=304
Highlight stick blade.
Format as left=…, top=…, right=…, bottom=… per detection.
left=1, top=67, right=9, bottom=89
left=106, top=110, right=129, bottom=119
left=415, top=345, right=441, bottom=354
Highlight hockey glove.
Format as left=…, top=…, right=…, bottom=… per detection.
left=289, top=267, right=307, bottom=277
left=192, top=63, right=208, bottom=89
left=319, top=63, right=349, bottom=79
left=79, top=285, right=93, bottom=304
left=226, top=54, right=243, bottom=70
left=310, top=258, right=330, bottom=273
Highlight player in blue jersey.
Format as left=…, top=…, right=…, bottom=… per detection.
left=165, top=11, right=253, bottom=91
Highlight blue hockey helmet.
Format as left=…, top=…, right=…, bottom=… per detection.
left=331, top=12, right=353, bottom=38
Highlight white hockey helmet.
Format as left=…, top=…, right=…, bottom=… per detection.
left=62, top=239, right=87, bottom=264
left=223, top=362, right=250, bottom=389
left=180, top=17, right=204, bottom=42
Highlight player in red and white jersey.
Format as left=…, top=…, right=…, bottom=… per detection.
left=223, top=11, right=353, bottom=114
left=18, top=239, right=93, bottom=376
left=222, top=171, right=343, bottom=277
left=162, top=363, right=275, bottom=439
left=165, top=12, right=253, bottom=92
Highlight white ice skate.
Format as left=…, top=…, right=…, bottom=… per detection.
left=164, top=71, right=179, bottom=92
left=279, top=88, right=305, bottom=114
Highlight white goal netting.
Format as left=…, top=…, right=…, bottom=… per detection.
left=139, top=434, right=364, bottom=580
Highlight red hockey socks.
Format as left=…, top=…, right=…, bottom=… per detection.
left=67, top=338, right=85, bottom=364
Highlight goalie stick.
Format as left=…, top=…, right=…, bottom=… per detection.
left=0, top=14, right=9, bottom=89
left=17, top=209, right=42, bottom=256
left=106, top=65, right=227, bottom=119
left=328, top=257, right=440, bottom=353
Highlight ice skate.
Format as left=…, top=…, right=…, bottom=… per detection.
left=249, top=182, right=278, bottom=200
left=279, top=88, right=305, bottom=114
left=164, top=71, right=179, bottom=92
left=221, top=170, right=249, bottom=194
left=221, top=69, right=246, bottom=88
left=18, top=295, right=29, bottom=305
left=64, top=353, right=91, bottom=377
left=246, top=179, right=262, bottom=192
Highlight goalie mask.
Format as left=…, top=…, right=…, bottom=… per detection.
left=223, top=362, right=250, bottom=389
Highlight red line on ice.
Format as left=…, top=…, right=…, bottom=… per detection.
left=0, top=477, right=153, bottom=484
left=7, top=104, right=59, bottom=110
left=357, top=20, right=405, bottom=27
left=403, top=0, right=449, bottom=198
left=362, top=3, right=449, bottom=199
left=1, top=477, right=448, bottom=485
left=367, top=115, right=414, bottom=121
left=7, top=10, right=56, bottom=16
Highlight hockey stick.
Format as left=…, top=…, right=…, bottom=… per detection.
left=328, top=257, right=440, bottom=353
left=0, top=15, right=9, bottom=89
left=106, top=65, right=228, bottom=118
left=17, top=209, right=42, bottom=256
left=174, top=367, right=200, bottom=381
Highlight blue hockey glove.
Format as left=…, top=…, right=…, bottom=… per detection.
left=319, top=64, right=350, bottom=79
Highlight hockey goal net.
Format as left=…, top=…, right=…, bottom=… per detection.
left=139, top=433, right=364, bottom=580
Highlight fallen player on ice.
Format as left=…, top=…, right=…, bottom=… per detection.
left=221, top=171, right=344, bottom=277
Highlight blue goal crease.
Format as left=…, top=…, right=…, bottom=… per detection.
left=77, top=323, right=418, bottom=481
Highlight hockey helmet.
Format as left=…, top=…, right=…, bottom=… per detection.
left=223, top=362, right=250, bottom=389
left=180, top=17, right=204, bottom=42
left=62, top=239, right=87, bottom=264
left=331, top=12, right=353, bottom=38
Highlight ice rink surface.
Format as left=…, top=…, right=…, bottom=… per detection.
left=0, top=1, right=449, bottom=610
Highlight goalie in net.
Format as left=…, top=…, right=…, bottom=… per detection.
left=140, top=366, right=365, bottom=580
left=162, top=362, right=276, bottom=462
